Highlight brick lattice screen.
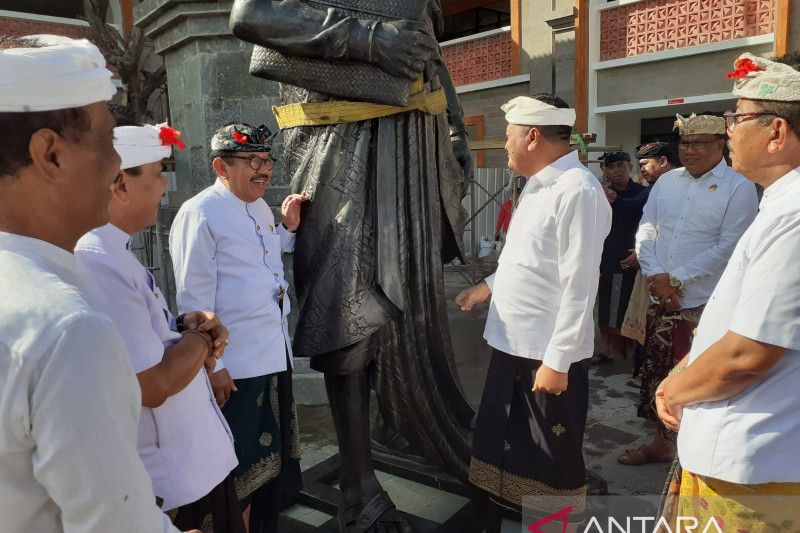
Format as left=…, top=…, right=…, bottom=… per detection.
left=442, top=31, right=514, bottom=86
left=0, top=16, right=90, bottom=40
left=600, top=0, right=774, bottom=60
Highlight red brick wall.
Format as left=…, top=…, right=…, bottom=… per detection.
left=442, top=31, right=515, bottom=87
left=600, top=0, right=774, bottom=61
left=0, top=16, right=90, bottom=40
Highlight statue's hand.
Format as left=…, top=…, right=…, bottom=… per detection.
left=372, top=20, right=437, bottom=80
left=451, top=133, right=473, bottom=178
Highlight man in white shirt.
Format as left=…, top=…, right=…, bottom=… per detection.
left=75, top=123, right=244, bottom=531
left=619, top=113, right=758, bottom=466
left=455, top=94, right=611, bottom=515
left=0, top=35, right=184, bottom=533
left=657, top=51, right=800, bottom=529
left=170, top=123, right=306, bottom=532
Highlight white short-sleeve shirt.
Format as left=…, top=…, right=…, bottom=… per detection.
left=678, top=168, right=800, bottom=484
left=0, top=232, right=177, bottom=532
left=76, top=224, right=237, bottom=511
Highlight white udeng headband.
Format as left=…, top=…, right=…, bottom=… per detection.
left=0, top=35, right=115, bottom=112
left=501, top=96, right=577, bottom=127
left=114, top=123, right=184, bottom=170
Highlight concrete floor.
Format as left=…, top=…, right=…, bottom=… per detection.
left=281, top=268, right=672, bottom=531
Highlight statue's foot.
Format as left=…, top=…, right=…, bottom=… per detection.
left=338, top=490, right=412, bottom=533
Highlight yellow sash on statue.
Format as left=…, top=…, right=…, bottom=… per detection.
left=272, top=79, right=446, bottom=129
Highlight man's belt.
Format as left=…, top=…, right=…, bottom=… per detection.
left=272, top=82, right=446, bottom=129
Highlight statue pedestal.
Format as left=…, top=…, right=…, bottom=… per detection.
left=135, top=0, right=327, bottom=405
left=299, top=453, right=504, bottom=532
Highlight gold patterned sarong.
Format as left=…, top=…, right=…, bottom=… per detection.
left=663, top=469, right=800, bottom=533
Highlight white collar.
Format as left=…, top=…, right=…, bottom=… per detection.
left=0, top=231, right=84, bottom=290
left=213, top=178, right=254, bottom=206
left=761, top=166, right=800, bottom=204
left=682, top=158, right=729, bottom=181
left=526, top=150, right=581, bottom=192
left=92, top=223, right=132, bottom=251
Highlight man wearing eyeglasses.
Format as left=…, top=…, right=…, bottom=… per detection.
left=618, top=113, right=758, bottom=466
left=169, top=123, right=306, bottom=531
left=657, top=51, right=800, bottom=528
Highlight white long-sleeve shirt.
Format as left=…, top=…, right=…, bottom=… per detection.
left=0, top=232, right=176, bottom=533
left=483, top=150, right=612, bottom=372
left=679, top=168, right=800, bottom=484
left=635, top=159, right=758, bottom=308
left=169, top=179, right=295, bottom=379
left=76, top=223, right=237, bottom=511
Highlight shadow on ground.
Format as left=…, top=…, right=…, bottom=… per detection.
left=283, top=269, right=672, bottom=530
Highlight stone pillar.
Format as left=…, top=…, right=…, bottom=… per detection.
left=135, top=0, right=327, bottom=405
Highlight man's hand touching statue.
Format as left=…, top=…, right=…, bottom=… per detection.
left=281, top=192, right=308, bottom=232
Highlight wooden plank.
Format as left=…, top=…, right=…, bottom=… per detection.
left=775, top=0, right=792, bottom=58
left=574, top=0, right=589, bottom=135
left=470, top=139, right=622, bottom=152
left=442, top=0, right=503, bottom=16
left=470, top=139, right=506, bottom=151
left=464, top=115, right=486, bottom=167
left=510, top=0, right=522, bottom=75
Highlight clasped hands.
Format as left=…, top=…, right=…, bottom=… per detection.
left=181, top=311, right=229, bottom=373
left=655, top=375, right=684, bottom=432
left=648, top=273, right=682, bottom=311
left=182, top=311, right=237, bottom=406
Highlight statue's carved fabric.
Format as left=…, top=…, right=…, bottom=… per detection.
left=243, top=0, right=473, bottom=479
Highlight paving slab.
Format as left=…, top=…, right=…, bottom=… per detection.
left=285, top=270, right=669, bottom=530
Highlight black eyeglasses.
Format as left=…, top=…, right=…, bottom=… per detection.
left=227, top=155, right=274, bottom=170
left=723, top=111, right=788, bottom=132
left=678, top=139, right=720, bottom=151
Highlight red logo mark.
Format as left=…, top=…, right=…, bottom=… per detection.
left=528, top=505, right=574, bottom=533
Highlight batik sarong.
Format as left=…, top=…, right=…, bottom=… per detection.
left=637, top=304, right=704, bottom=423
left=660, top=469, right=800, bottom=533
left=469, top=350, right=589, bottom=516
left=221, top=360, right=301, bottom=533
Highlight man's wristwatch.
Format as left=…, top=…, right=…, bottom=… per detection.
left=668, top=273, right=683, bottom=290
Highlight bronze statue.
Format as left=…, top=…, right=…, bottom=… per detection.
left=230, top=2, right=474, bottom=530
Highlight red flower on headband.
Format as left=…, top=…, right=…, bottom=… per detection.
left=231, top=131, right=249, bottom=145
left=159, top=126, right=186, bottom=150
left=726, top=57, right=763, bottom=80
